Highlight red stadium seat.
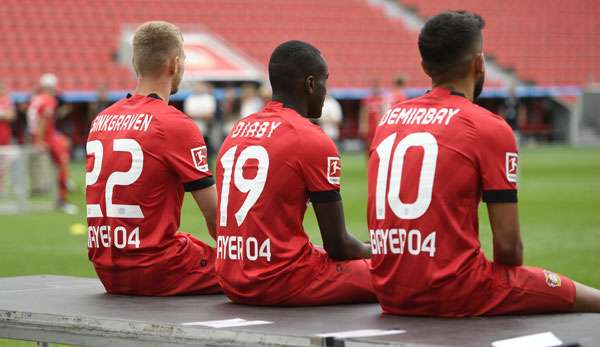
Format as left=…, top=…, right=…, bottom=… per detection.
left=1, top=0, right=595, bottom=91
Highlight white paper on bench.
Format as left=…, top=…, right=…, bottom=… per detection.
left=491, top=332, right=562, bottom=347
left=182, top=317, right=273, bottom=328
left=316, top=329, right=406, bottom=339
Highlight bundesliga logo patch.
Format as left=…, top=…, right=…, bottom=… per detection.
left=191, top=146, right=209, bottom=172
left=327, top=157, right=341, bottom=185
left=505, top=152, right=518, bottom=183
left=544, top=270, right=562, bottom=288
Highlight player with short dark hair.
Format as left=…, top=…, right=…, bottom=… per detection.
left=367, top=11, right=600, bottom=316
left=86, top=21, right=221, bottom=296
left=215, top=40, right=376, bottom=305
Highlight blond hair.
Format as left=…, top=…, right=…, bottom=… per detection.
left=132, top=21, right=183, bottom=77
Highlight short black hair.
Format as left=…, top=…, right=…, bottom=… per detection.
left=418, top=11, right=485, bottom=81
left=268, top=40, right=326, bottom=94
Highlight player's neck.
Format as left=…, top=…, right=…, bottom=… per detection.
left=134, top=77, right=171, bottom=104
left=432, top=80, right=474, bottom=101
left=272, top=94, right=308, bottom=118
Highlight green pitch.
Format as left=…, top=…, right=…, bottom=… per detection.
left=0, top=146, right=599, bottom=285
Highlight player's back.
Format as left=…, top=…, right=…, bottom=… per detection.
left=215, top=101, right=339, bottom=304
left=86, top=94, right=209, bottom=270
left=367, top=87, right=517, bottom=314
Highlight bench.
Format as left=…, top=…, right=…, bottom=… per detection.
left=0, top=275, right=598, bottom=346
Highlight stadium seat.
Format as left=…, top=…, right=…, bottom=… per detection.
left=1, top=0, right=596, bottom=92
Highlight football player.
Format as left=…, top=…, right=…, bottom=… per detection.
left=215, top=41, right=376, bottom=305
left=86, top=21, right=220, bottom=296
left=367, top=11, right=600, bottom=316
left=27, top=74, right=77, bottom=213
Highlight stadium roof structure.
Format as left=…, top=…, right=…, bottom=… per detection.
left=118, top=26, right=266, bottom=84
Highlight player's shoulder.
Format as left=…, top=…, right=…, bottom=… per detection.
left=462, top=102, right=512, bottom=134
left=290, top=113, right=331, bottom=143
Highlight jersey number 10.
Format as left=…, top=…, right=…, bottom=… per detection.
left=374, top=132, right=438, bottom=220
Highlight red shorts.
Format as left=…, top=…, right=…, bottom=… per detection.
left=378, top=264, right=576, bottom=317
left=222, top=247, right=377, bottom=306
left=95, top=233, right=221, bottom=296
left=482, top=265, right=576, bottom=315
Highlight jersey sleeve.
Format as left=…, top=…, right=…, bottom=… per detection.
left=476, top=117, right=519, bottom=203
left=161, top=111, right=214, bottom=191
left=298, top=128, right=342, bottom=203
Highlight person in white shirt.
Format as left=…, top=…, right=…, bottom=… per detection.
left=239, top=83, right=263, bottom=118
left=184, top=81, right=217, bottom=160
left=319, top=94, right=343, bottom=143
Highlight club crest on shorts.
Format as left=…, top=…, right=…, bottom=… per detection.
left=191, top=146, right=209, bottom=172
left=505, top=152, right=518, bottom=183
left=544, top=270, right=562, bottom=288
left=327, top=157, right=341, bottom=185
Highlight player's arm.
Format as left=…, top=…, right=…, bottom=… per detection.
left=191, top=185, right=217, bottom=240
left=487, top=202, right=523, bottom=266
left=312, top=197, right=371, bottom=260
left=163, top=113, right=216, bottom=239
left=302, top=132, right=369, bottom=260
left=478, top=117, right=522, bottom=267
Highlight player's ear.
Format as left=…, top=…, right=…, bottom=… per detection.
left=474, top=52, right=485, bottom=75
left=305, top=75, right=315, bottom=95
left=168, top=56, right=178, bottom=76
left=420, top=61, right=432, bottom=78
left=472, top=52, right=485, bottom=76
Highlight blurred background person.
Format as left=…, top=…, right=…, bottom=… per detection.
left=239, top=83, right=263, bottom=118
left=388, top=75, right=407, bottom=106
left=0, top=81, right=16, bottom=197
left=27, top=73, right=77, bottom=214
left=0, top=81, right=15, bottom=146
left=319, top=94, right=343, bottom=144
left=184, top=81, right=217, bottom=160
left=499, top=84, right=527, bottom=145
left=88, top=84, right=112, bottom=120
left=221, top=84, right=241, bottom=136
left=359, top=79, right=386, bottom=152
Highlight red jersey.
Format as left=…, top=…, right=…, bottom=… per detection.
left=27, top=93, right=58, bottom=142
left=362, top=95, right=386, bottom=149
left=86, top=94, right=214, bottom=271
left=0, top=95, right=13, bottom=145
left=367, top=87, right=519, bottom=315
left=215, top=101, right=341, bottom=303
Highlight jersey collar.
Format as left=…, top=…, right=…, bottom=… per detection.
left=427, top=87, right=466, bottom=99
left=126, top=93, right=163, bottom=100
